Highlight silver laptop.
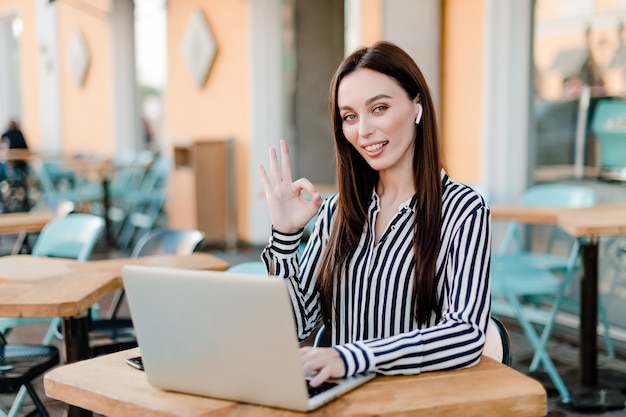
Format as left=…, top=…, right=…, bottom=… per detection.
left=121, top=265, right=375, bottom=412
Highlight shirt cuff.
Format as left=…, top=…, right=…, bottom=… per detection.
left=267, top=227, right=303, bottom=257
left=333, top=342, right=374, bottom=376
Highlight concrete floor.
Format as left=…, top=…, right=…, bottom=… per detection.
left=2, top=241, right=626, bottom=416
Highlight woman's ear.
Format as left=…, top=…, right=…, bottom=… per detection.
left=415, top=103, right=423, bottom=125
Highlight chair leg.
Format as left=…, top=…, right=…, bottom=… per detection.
left=506, top=292, right=571, bottom=403
left=598, top=295, right=615, bottom=358
left=23, top=382, right=50, bottom=417
left=105, top=289, right=126, bottom=319
left=7, top=386, right=28, bottom=417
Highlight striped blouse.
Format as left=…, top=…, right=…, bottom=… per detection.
left=261, top=172, right=491, bottom=377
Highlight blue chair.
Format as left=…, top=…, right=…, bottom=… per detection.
left=115, top=156, right=172, bottom=249
left=30, top=159, right=103, bottom=210
left=0, top=333, right=60, bottom=417
left=493, top=183, right=614, bottom=358
left=227, top=261, right=267, bottom=275
left=0, top=213, right=104, bottom=417
left=491, top=183, right=614, bottom=403
left=90, top=228, right=205, bottom=357
left=105, top=228, right=206, bottom=319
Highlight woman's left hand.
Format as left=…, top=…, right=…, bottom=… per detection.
left=300, top=346, right=346, bottom=387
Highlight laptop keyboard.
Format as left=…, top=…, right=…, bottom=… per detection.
left=307, top=380, right=338, bottom=398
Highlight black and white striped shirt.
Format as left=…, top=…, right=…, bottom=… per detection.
left=262, top=172, right=491, bottom=376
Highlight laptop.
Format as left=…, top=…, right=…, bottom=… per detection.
left=121, top=265, right=375, bottom=412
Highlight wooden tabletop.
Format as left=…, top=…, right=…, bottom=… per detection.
left=0, top=211, right=55, bottom=234
left=556, top=202, right=626, bottom=238
left=0, top=254, right=229, bottom=318
left=44, top=348, right=546, bottom=417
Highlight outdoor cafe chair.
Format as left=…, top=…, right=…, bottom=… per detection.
left=29, top=159, right=103, bottom=212
left=0, top=332, right=60, bottom=417
left=490, top=183, right=616, bottom=403
left=492, top=183, right=614, bottom=361
left=89, top=228, right=205, bottom=357
left=114, top=155, right=172, bottom=249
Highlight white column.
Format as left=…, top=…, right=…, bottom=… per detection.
left=110, top=0, right=141, bottom=154
left=0, top=9, right=19, bottom=129
left=247, top=0, right=284, bottom=244
left=481, top=0, right=534, bottom=204
left=35, top=0, right=62, bottom=153
left=381, top=0, right=441, bottom=113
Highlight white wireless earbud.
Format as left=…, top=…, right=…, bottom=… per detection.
left=415, top=103, right=423, bottom=125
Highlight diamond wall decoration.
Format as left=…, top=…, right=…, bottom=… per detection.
left=180, top=8, right=217, bottom=89
left=68, top=29, right=90, bottom=87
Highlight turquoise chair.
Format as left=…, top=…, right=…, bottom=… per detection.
left=491, top=183, right=614, bottom=404
left=492, top=183, right=614, bottom=358
left=227, top=261, right=267, bottom=275
left=30, top=159, right=103, bottom=209
left=91, top=228, right=206, bottom=357
left=0, top=213, right=104, bottom=417
left=115, top=156, right=172, bottom=249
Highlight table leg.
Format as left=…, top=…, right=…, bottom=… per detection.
left=102, top=177, right=113, bottom=245
left=579, top=239, right=598, bottom=385
left=62, top=316, right=93, bottom=417
left=569, top=238, right=626, bottom=410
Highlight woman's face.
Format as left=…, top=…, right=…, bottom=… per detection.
left=337, top=68, right=420, bottom=174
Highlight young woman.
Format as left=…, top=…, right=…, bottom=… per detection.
left=259, top=41, right=491, bottom=387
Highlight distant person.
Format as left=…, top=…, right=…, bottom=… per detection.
left=1, top=119, right=29, bottom=175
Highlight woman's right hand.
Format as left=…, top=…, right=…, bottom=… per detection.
left=259, top=140, right=322, bottom=233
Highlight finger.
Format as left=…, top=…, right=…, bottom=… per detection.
left=258, top=165, right=270, bottom=190
left=293, top=177, right=316, bottom=194
left=268, top=147, right=281, bottom=183
left=279, top=140, right=293, bottom=181
left=309, top=367, right=331, bottom=387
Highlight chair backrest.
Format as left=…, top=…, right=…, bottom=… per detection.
left=30, top=199, right=75, bottom=217
left=483, top=316, right=512, bottom=365
left=500, top=183, right=596, bottom=254
left=226, top=261, right=267, bottom=275
left=130, top=228, right=205, bottom=257
left=32, top=213, right=104, bottom=261
left=518, top=183, right=596, bottom=208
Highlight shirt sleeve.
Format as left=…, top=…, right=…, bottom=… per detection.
left=333, top=206, right=492, bottom=376
left=261, top=196, right=337, bottom=340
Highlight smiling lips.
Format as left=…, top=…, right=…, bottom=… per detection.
left=364, top=141, right=389, bottom=153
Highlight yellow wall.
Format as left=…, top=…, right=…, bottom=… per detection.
left=441, top=0, right=484, bottom=183
left=57, top=0, right=113, bottom=155
left=0, top=0, right=39, bottom=148
left=166, top=0, right=250, bottom=240
left=360, top=0, right=381, bottom=47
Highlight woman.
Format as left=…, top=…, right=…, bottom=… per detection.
left=259, top=41, right=491, bottom=387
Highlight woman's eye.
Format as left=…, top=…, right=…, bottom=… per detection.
left=342, top=114, right=356, bottom=121
left=373, top=105, right=388, bottom=113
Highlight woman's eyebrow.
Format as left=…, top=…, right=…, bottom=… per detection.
left=339, top=94, right=393, bottom=111
left=365, top=94, right=392, bottom=106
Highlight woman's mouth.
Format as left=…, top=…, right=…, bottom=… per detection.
left=364, top=141, right=389, bottom=152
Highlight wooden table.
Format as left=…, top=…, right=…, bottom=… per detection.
left=44, top=348, right=547, bottom=417
left=0, top=211, right=55, bottom=254
left=0, top=253, right=229, bottom=417
left=492, top=202, right=626, bottom=408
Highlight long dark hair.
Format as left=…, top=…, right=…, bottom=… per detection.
left=317, top=41, right=444, bottom=328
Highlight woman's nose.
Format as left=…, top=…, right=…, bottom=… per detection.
left=359, top=116, right=375, bottom=137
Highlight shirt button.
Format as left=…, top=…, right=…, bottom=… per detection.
left=391, top=225, right=397, bottom=231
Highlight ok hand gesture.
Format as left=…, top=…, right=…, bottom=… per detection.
left=259, top=140, right=322, bottom=233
